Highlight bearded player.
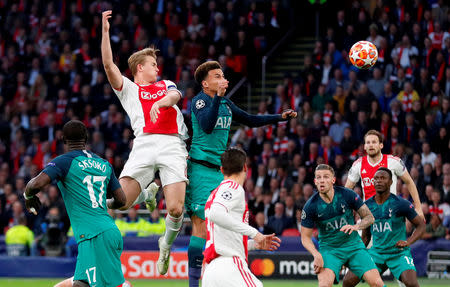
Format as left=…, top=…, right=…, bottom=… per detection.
left=345, top=130, right=423, bottom=219
left=102, top=10, right=188, bottom=275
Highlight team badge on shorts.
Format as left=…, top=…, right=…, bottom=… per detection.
left=196, top=99, right=205, bottom=109
left=221, top=191, right=232, bottom=200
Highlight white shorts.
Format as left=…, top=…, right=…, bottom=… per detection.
left=120, top=134, right=188, bottom=189
left=203, top=256, right=263, bottom=287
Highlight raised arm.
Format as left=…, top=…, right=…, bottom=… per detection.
left=301, top=226, right=323, bottom=274
left=228, top=100, right=296, bottom=127
left=24, top=172, right=52, bottom=215
left=399, top=171, right=424, bottom=220
left=194, top=96, right=221, bottom=133
left=344, top=179, right=357, bottom=189
left=101, top=10, right=123, bottom=90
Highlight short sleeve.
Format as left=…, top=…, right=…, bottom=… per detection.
left=112, top=76, right=134, bottom=100
left=212, top=184, right=241, bottom=212
left=389, top=156, right=406, bottom=177
left=41, top=155, right=72, bottom=181
left=107, top=166, right=121, bottom=192
left=343, top=188, right=364, bottom=211
left=398, top=198, right=418, bottom=221
left=300, top=199, right=316, bottom=228
left=347, top=160, right=361, bottom=182
left=163, top=80, right=182, bottom=98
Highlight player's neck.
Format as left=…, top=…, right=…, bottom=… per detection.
left=134, top=75, right=154, bottom=85
left=66, top=141, right=86, bottom=151
left=319, top=188, right=335, bottom=203
left=203, top=88, right=216, bottom=98
left=225, top=174, right=245, bottom=186
left=374, top=192, right=390, bottom=204
left=368, top=152, right=382, bottom=164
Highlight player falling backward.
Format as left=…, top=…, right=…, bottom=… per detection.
left=102, top=10, right=188, bottom=275
left=301, top=164, right=385, bottom=287
left=345, top=130, right=424, bottom=219
left=24, top=120, right=128, bottom=287
left=202, top=148, right=281, bottom=287
left=343, top=167, right=425, bottom=287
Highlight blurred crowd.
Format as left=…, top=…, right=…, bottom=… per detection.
left=1, top=0, right=450, bottom=257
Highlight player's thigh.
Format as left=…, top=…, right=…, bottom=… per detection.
left=191, top=214, right=206, bottom=238
left=120, top=137, right=156, bottom=191
left=399, top=269, right=419, bottom=287
left=119, top=177, right=143, bottom=208
left=185, top=161, right=223, bottom=220
left=321, top=248, right=346, bottom=284
left=386, top=251, right=417, bottom=281
left=203, top=257, right=262, bottom=287
left=317, top=268, right=336, bottom=287
left=74, top=239, right=95, bottom=285
left=156, top=135, right=188, bottom=186
left=347, top=248, right=379, bottom=280
left=342, top=269, right=362, bottom=287
left=164, top=181, right=186, bottom=216
left=361, top=269, right=384, bottom=287
left=94, top=228, right=125, bottom=287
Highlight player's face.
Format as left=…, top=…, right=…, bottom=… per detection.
left=203, top=69, right=228, bottom=92
left=373, top=170, right=392, bottom=194
left=314, top=170, right=336, bottom=194
left=364, top=135, right=383, bottom=157
left=139, top=56, right=159, bottom=82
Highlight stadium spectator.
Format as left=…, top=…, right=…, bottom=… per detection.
left=5, top=215, right=35, bottom=256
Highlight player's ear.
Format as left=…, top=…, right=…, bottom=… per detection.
left=380, top=142, right=384, bottom=149
left=202, top=80, right=208, bottom=88
left=332, top=177, right=336, bottom=184
left=220, top=166, right=224, bottom=174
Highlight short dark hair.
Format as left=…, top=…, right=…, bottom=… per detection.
left=315, top=164, right=335, bottom=176
left=376, top=167, right=392, bottom=179
left=194, top=61, right=222, bottom=85
left=63, top=120, right=88, bottom=143
left=221, top=147, right=247, bottom=176
left=364, top=130, right=383, bottom=143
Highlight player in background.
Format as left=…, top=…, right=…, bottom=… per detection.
left=301, top=164, right=385, bottom=287
left=343, top=168, right=425, bottom=287
left=24, top=120, right=127, bottom=287
left=202, top=148, right=281, bottom=287
left=345, top=130, right=424, bottom=219
left=102, top=10, right=188, bottom=275
left=186, top=61, right=297, bottom=286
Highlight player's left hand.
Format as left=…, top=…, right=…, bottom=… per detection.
left=24, top=194, right=42, bottom=215
left=150, top=102, right=160, bottom=123
left=395, top=240, right=408, bottom=248
left=254, top=233, right=281, bottom=251
left=340, top=224, right=359, bottom=235
left=281, top=109, right=297, bottom=119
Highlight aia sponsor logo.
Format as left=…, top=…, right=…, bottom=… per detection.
left=250, top=258, right=275, bottom=276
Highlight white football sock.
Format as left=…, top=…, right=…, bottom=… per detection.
left=163, top=213, right=183, bottom=247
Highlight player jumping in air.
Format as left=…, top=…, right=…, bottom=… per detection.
left=202, top=148, right=281, bottom=287
left=342, top=167, right=425, bottom=287
left=186, top=61, right=297, bottom=286
left=102, top=10, right=188, bottom=275
left=24, top=120, right=127, bottom=287
left=345, top=130, right=423, bottom=219
left=301, top=164, right=385, bottom=287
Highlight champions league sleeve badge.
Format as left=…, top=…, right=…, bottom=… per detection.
left=195, top=99, right=205, bottom=109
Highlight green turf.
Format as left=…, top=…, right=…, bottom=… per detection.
left=0, top=278, right=449, bottom=287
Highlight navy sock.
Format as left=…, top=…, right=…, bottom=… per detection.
left=188, top=236, right=206, bottom=287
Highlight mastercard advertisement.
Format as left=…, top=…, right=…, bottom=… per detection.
left=248, top=253, right=316, bottom=279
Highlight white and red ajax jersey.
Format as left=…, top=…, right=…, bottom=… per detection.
left=113, top=76, right=188, bottom=139
left=348, top=154, right=406, bottom=200
left=204, top=180, right=250, bottom=264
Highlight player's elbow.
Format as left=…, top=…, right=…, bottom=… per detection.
left=366, top=214, right=375, bottom=225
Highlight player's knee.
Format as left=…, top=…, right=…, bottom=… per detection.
left=367, top=278, right=384, bottom=287
left=73, top=280, right=89, bottom=287
left=167, top=205, right=183, bottom=217
left=402, top=279, right=419, bottom=287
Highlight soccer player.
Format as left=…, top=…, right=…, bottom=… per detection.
left=102, top=10, right=188, bottom=274
left=345, top=130, right=424, bottom=219
left=202, top=148, right=281, bottom=287
left=186, top=61, right=297, bottom=286
left=342, top=168, right=425, bottom=287
left=24, top=120, right=127, bottom=287
left=301, top=164, right=384, bottom=287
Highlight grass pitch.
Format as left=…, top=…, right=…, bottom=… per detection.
left=0, top=278, right=449, bottom=286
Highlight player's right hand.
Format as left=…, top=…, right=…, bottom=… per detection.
left=254, top=233, right=281, bottom=251
left=102, top=10, right=112, bottom=33
left=217, top=80, right=229, bottom=97
left=25, top=195, right=42, bottom=215
left=313, top=253, right=324, bottom=274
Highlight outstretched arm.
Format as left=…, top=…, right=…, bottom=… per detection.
left=400, top=171, right=424, bottom=220
left=101, top=10, right=123, bottom=90
left=228, top=100, right=297, bottom=127
left=24, top=172, right=52, bottom=215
